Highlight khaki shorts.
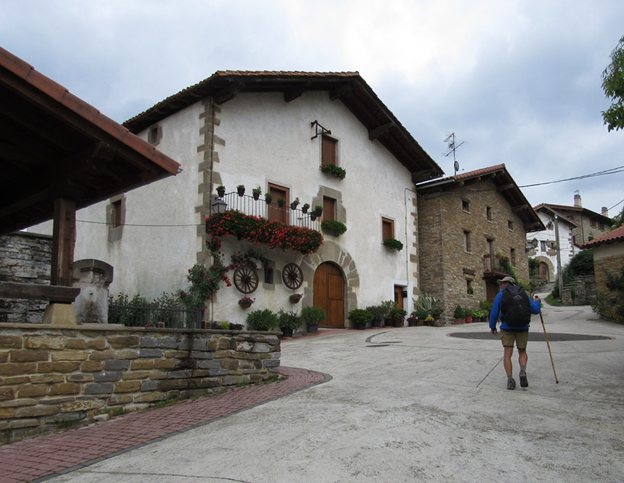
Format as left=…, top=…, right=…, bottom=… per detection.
left=500, top=330, right=528, bottom=349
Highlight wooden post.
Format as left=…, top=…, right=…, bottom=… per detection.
left=51, top=198, right=76, bottom=287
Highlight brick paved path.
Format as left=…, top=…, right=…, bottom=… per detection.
left=0, top=367, right=327, bottom=483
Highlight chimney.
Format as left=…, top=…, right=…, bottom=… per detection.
left=602, top=207, right=609, bottom=217
left=574, top=190, right=582, bottom=208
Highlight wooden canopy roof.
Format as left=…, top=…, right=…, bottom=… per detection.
left=124, top=70, right=443, bottom=183
left=0, top=47, right=180, bottom=236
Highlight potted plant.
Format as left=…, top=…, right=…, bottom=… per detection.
left=414, top=308, right=428, bottom=325
left=321, top=220, right=347, bottom=237
left=366, top=302, right=393, bottom=327
left=238, top=296, right=255, bottom=309
left=216, top=185, right=226, bottom=198
left=407, top=313, right=418, bottom=327
left=389, top=308, right=407, bottom=327
left=237, top=184, right=245, bottom=197
left=425, top=316, right=435, bottom=325
left=383, top=237, right=404, bottom=251
left=246, top=309, right=278, bottom=331
left=320, top=163, right=347, bottom=179
left=301, top=203, right=310, bottom=214
left=465, top=309, right=473, bottom=323
left=313, top=206, right=323, bottom=217
left=289, top=293, right=303, bottom=304
left=290, top=197, right=300, bottom=210
left=301, top=306, right=325, bottom=334
left=348, top=308, right=373, bottom=330
left=453, top=305, right=465, bottom=324
left=277, top=309, right=303, bottom=339
left=252, top=187, right=262, bottom=200
left=265, top=193, right=273, bottom=205
left=277, top=197, right=286, bottom=208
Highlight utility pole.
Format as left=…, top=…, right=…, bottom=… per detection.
left=554, top=214, right=563, bottom=299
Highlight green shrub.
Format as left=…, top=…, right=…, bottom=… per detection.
left=277, top=309, right=303, bottom=329
left=348, top=308, right=374, bottom=325
left=246, top=309, right=278, bottom=331
left=301, top=306, right=326, bottom=326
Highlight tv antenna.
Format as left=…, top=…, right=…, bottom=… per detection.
left=443, top=132, right=465, bottom=176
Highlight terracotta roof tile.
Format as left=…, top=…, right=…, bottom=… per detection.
left=584, top=224, right=624, bottom=247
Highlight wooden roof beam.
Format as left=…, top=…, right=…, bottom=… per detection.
left=369, top=122, right=395, bottom=140
left=284, top=81, right=311, bottom=102
left=214, top=82, right=244, bottom=105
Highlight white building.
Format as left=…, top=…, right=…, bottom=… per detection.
left=527, top=204, right=578, bottom=282
left=32, top=71, right=443, bottom=328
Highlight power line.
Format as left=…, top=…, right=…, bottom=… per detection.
left=519, top=165, right=624, bottom=189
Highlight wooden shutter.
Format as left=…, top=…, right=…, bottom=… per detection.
left=322, top=135, right=337, bottom=166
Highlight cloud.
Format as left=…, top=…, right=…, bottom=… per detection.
left=1, top=0, right=623, bottom=214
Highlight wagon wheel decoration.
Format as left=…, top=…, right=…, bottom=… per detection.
left=282, top=263, right=303, bottom=290
left=234, top=264, right=259, bottom=294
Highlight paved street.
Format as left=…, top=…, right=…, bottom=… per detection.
left=3, top=300, right=624, bottom=482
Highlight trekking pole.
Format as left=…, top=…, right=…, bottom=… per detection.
left=539, top=311, right=559, bottom=384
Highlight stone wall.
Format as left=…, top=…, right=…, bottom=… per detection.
left=594, top=250, right=624, bottom=299
left=0, top=324, right=280, bottom=441
left=0, top=233, right=52, bottom=323
left=418, top=180, right=531, bottom=324
left=561, top=275, right=596, bottom=305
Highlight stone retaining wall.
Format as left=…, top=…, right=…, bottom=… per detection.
left=0, top=324, right=280, bottom=441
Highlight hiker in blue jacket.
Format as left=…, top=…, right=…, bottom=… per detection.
left=489, top=276, right=542, bottom=390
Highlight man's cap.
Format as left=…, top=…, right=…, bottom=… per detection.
left=498, top=276, right=515, bottom=284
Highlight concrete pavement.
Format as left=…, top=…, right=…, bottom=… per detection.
left=4, top=300, right=624, bottom=482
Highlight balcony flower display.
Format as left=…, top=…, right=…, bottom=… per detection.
left=320, top=163, right=346, bottom=180
left=289, top=293, right=303, bottom=303
left=206, top=210, right=324, bottom=254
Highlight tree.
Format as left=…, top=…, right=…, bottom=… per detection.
left=612, top=206, right=624, bottom=229
left=602, top=35, right=624, bottom=132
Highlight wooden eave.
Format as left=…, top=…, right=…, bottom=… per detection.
left=416, top=164, right=545, bottom=232
left=0, top=47, right=181, bottom=236
left=123, top=71, right=443, bottom=182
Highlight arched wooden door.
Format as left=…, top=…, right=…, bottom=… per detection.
left=313, top=262, right=345, bottom=328
left=538, top=262, right=549, bottom=281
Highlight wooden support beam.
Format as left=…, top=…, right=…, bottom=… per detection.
left=214, top=82, right=244, bottom=104
left=0, top=282, right=80, bottom=303
left=284, top=81, right=311, bottom=102
left=496, top=183, right=515, bottom=192
left=329, top=82, right=354, bottom=100
left=511, top=204, right=527, bottom=213
left=51, top=197, right=76, bottom=287
left=369, top=122, right=395, bottom=140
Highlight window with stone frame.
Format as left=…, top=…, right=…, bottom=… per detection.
left=510, top=248, right=516, bottom=267
left=323, top=197, right=336, bottom=221
left=508, top=220, right=514, bottom=231
left=486, top=206, right=492, bottom=221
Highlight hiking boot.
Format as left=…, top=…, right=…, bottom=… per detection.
left=507, top=378, right=516, bottom=390
left=519, top=370, right=528, bottom=388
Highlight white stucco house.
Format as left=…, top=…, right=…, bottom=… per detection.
left=32, top=71, right=443, bottom=328
left=526, top=204, right=579, bottom=282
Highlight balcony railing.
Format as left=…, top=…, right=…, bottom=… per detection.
left=483, top=255, right=512, bottom=275
left=218, top=192, right=321, bottom=231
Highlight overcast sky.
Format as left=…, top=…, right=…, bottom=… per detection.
left=2, top=0, right=623, bottom=218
